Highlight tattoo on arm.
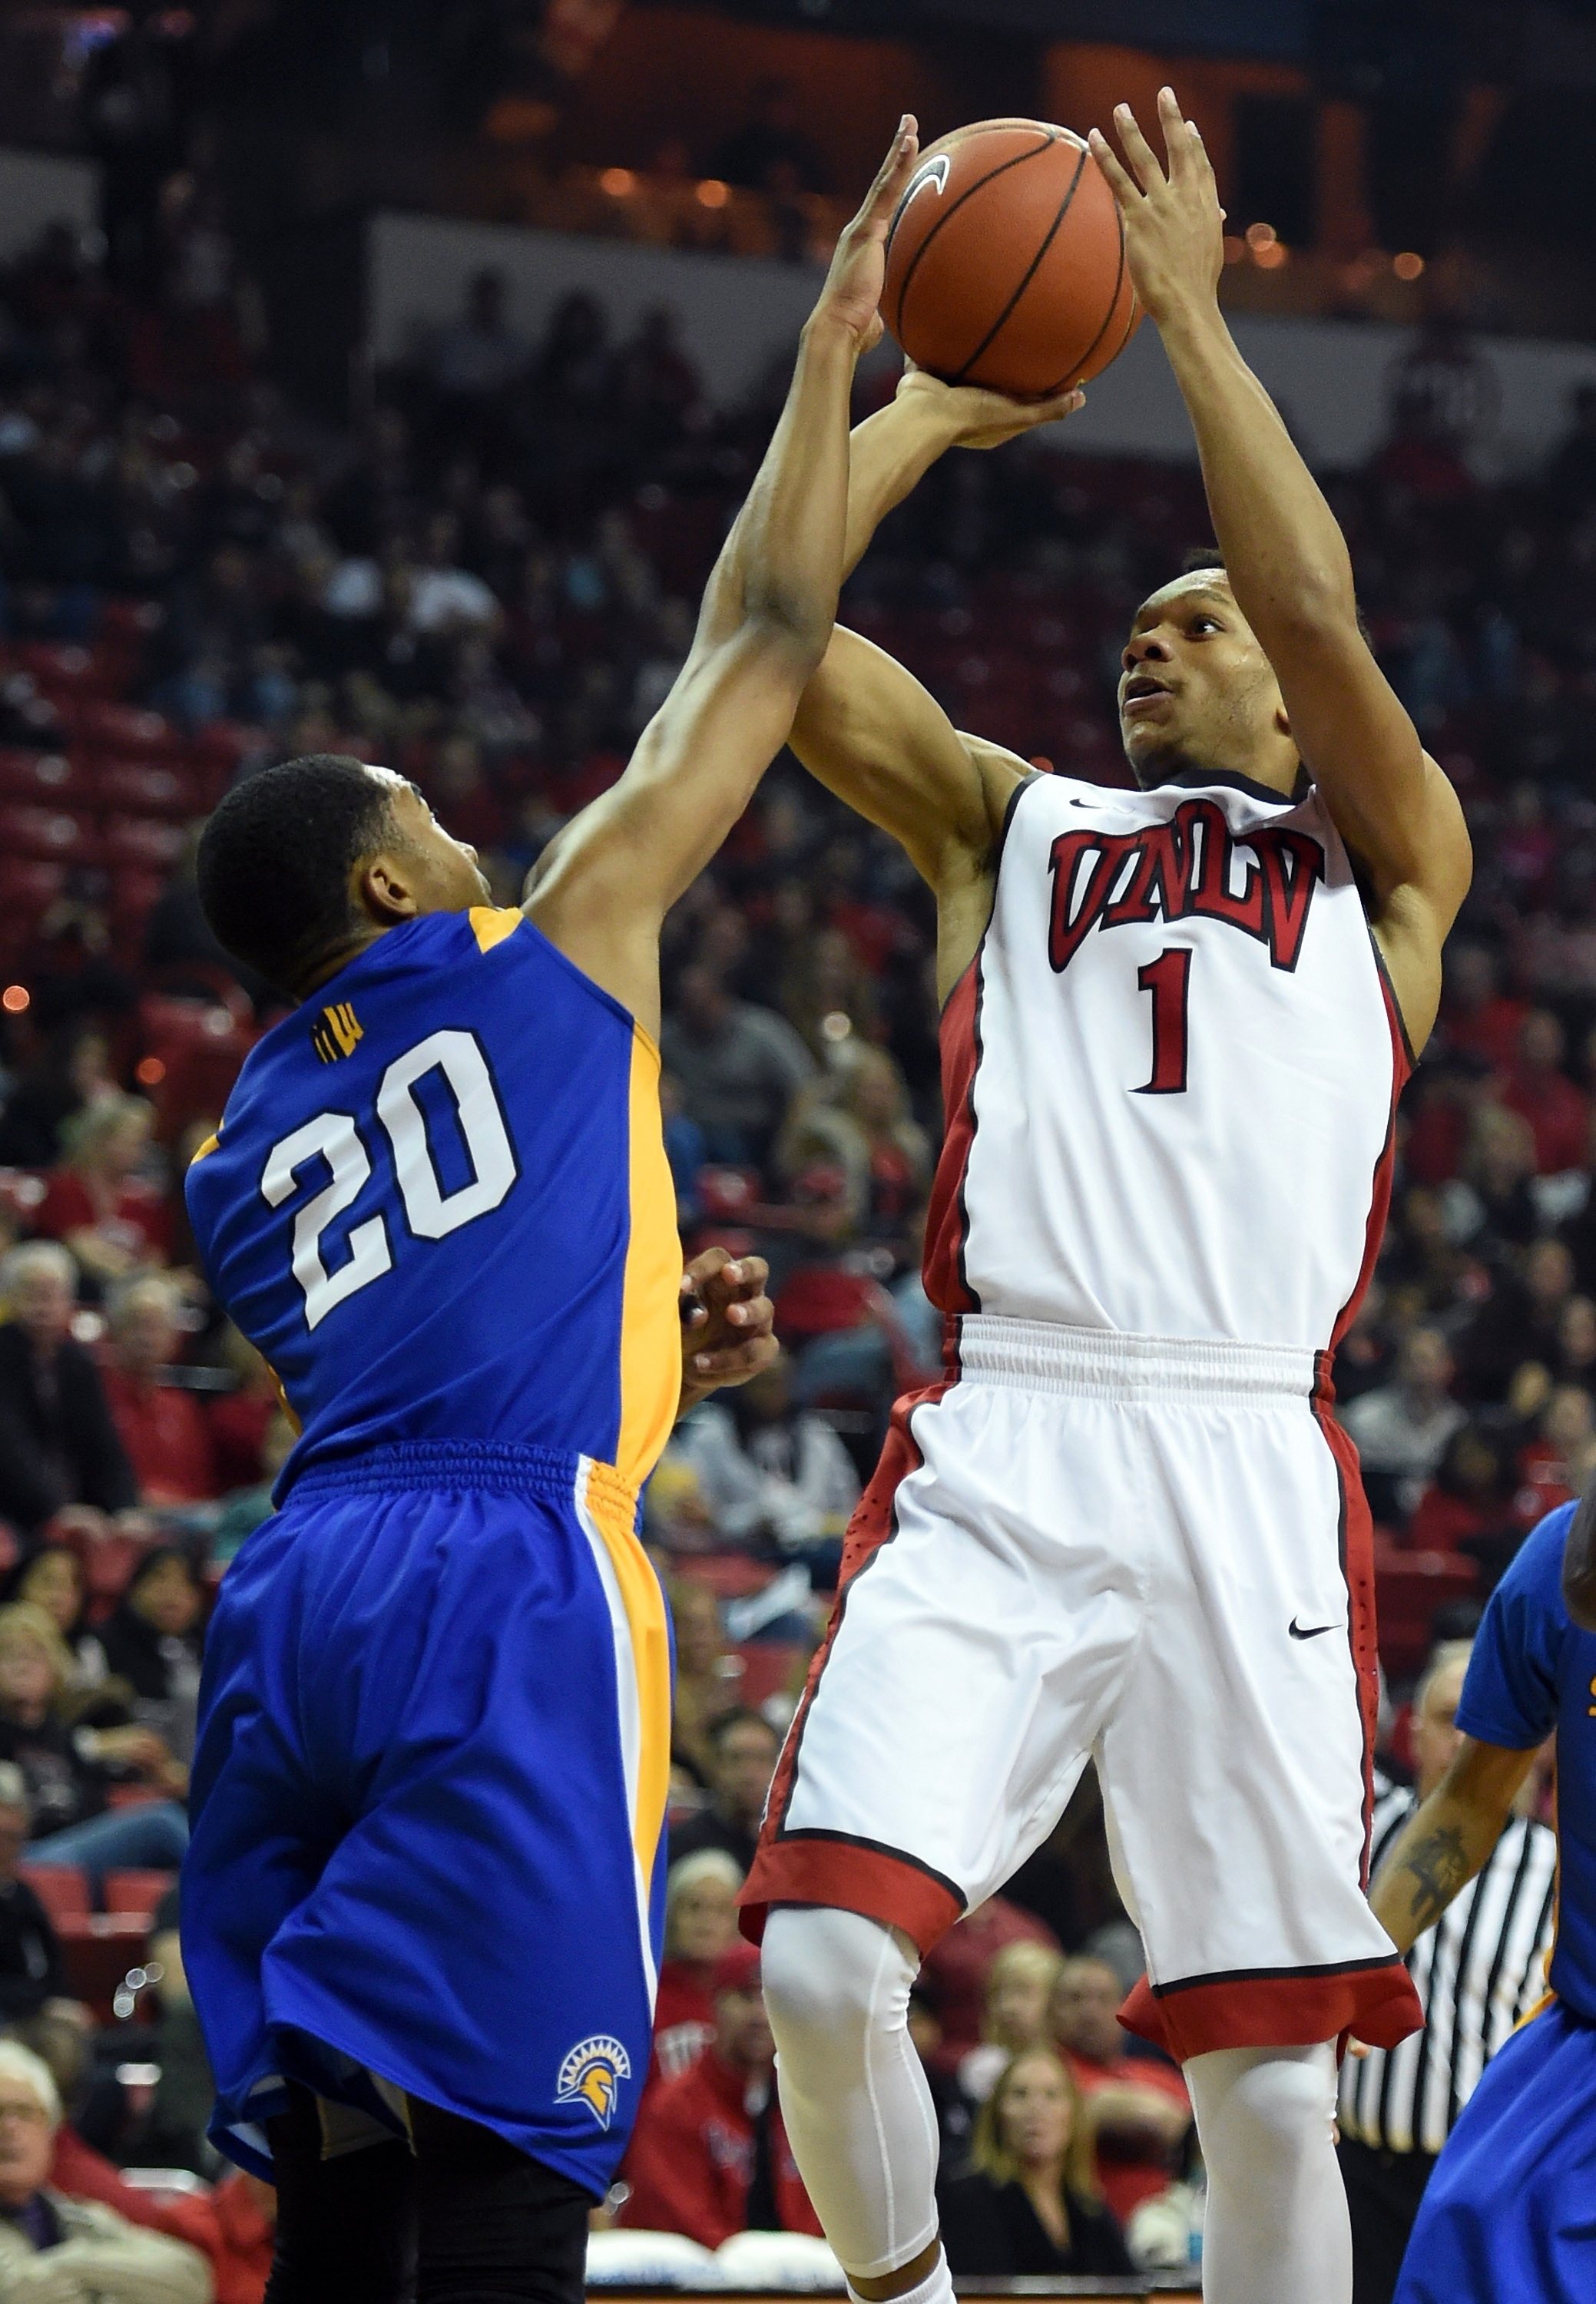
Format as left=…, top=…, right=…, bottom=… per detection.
left=1400, top=1826, right=1472, bottom=1931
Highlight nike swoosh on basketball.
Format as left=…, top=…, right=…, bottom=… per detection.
left=1288, top=1616, right=1339, bottom=1640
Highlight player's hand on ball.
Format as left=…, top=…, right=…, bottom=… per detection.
left=1089, top=86, right=1223, bottom=327
left=895, top=361, right=1084, bottom=449
left=812, top=114, right=921, bottom=353
left=677, top=1247, right=778, bottom=1413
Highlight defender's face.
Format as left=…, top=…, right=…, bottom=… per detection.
left=1118, top=574, right=1286, bottom=787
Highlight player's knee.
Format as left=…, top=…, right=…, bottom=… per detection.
left=1189, top=2044, right=1336, bottom=2175
left=761, top=1906, right=913, bottom=2060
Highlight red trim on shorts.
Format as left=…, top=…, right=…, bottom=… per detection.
left=738, top=1832, right=964, bottom=1955
left=1119, top=1954, right=1422, bottom=2064
left=1313, top=946, right=1411, bottom=1881
left=740, top=1372, right=959, bottom=1951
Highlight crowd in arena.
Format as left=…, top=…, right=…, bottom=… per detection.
left=0, top=164, right=1587, bottom=2288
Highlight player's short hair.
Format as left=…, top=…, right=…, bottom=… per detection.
left=1172, top=547, right=1373, bottom=645
left=196, top=754, right=400, bottom=995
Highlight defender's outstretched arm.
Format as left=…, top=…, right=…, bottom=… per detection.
left=525, top=120, right=922, bottom=1034
left=1368, top=1736, right=1537, bottom=1955
left=1091, top=91, right=1471, bottom=1046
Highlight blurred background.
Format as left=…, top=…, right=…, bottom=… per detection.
left=0, top=2, right=1580, bottom=2289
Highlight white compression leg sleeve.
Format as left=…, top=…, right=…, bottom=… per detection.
left=761, top=1906, right=949, bottom=2292
left=1184, top=2042, right=1351, bottom=2304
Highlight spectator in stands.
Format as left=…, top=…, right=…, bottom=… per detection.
left=1459, top=1236, right=1576, bottom=1403
left=659, top=966, right=814, bottom=1167
left=0, top=1243, right=138, bottom=1540
left=667, top=1708, right=780, bottom=1874
left=1448, top=1104, right=1539, bottom=1254
left=1511, top=1382, right=1596, bottom=1531
left=653, top=1850, right=743, bottom=2090
left=958, top=1940, right=1066, bottom=2106
left=0, top=2038, right=211, bottom=2299
left=0, top=1031, right=119, bottom=1173
left=33, top=1097, right=171, bottom=1284
left=920, top=1898, right=1058, bottom=2077
left=1501, top=1009, right=1589, bottom=1175
left=667, top=1579, right=739, bottom=1783
left=97, top=1548, right=206, bottom=1762
left=1, top=1551, right=107, bottom=1696
left=1050, top=1957, right=1191, bottom=2226
left=0, top=1604, right=187, bottom=1889
left=618, top=1939, right=822, bottom=2248
left=100, top=1276, right=217, bottom=1507
left=1439, top=942, right=1528, bottom=1071
left=709, top=79, right=830, bottom=196
left=198, top=2172, right=274, bottom=2304
left=939, top=2048, right=1133, bottom=2278
left=668, top=1359, right=858, bottom=1567
left=1409, top=1427, right=1515, bottom=1565
left=0, top=1765, right=68, bottom=2021
left=115, top=1885, right=217, bottom=2177
left=1342, top=1328, right=1467, bottom=1526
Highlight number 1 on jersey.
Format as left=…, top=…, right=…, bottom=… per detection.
left=1134, top=948, right=1191, bottom=1095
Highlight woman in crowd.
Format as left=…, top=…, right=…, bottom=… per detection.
left=651, top=1849, right=743, bottom=2091
left=939, top=2048, right=1133, bottom=2279
left=667, top=1577, right=738, bottom=1782
left=0, top=1603, right=188, bottom=1889
left=97, top=1548, right=207, bottom=1763
left=0, top=1548, right=108, bottom=1696
left=31, top=1096, right=171, bottom=1285
left=957, top=1940, right=1066, bottom=2106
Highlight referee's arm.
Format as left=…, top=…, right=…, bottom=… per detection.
left=1369, top=1738, right=1541, bottom=1955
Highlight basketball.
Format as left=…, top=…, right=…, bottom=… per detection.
left=881, top=118, right=1140, bottom=399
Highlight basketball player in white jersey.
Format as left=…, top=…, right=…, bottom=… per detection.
left=741, top=91, right=1472, bottom=2304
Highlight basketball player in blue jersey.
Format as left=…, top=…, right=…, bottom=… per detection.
left=177, top=120, right=933, bottom=2304
left=1366, top=1500, right=1596, bottom=2302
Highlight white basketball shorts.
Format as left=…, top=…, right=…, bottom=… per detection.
left=742, top=1316, right=1422, bottom=2064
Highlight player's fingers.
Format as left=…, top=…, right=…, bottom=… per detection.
left=1113, top=102, right=1166, bottom=193
left=723, top=1292, right=774, bottom=1332
left=854, top=114, right=919, bottom=235
left=683, top=1243, right=733, bottom=1288
left=694, top=1335, right=780, bottom=1382
left=1157, top=86, right=1193, bottom=177
left=1088, top=127, right=1139, bottom=210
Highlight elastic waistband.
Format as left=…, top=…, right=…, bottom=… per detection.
left=956, top=1315, right=1315, bottom=1402
left=286, top=1438, right=593, bottom=1508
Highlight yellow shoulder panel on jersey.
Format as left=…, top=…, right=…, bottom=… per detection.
left=190, top=1131, right=220, bottom=1164
left=469, top=906, right=525, bottom=955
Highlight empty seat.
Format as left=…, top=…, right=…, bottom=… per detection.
left=104, top=1869, right=177, bottom=1919
left=101, top=815, right=184, bottom=871
left=0, top=804, right=96, bottom=863
left=0, top=750, right=85, bottom=805
left=91, top=759, right=201, bottom=819
left=79, top=701, right=182, bottom=760
left=18, top=1863, right=91, bottom=1924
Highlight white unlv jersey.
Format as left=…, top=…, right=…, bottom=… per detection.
left=923, top=770, right=1411, bottom=1353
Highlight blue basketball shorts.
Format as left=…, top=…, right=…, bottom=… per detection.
left=1394, top=1998, right=1596, bottom=2302
left=182, top=1440, right=671, bottom=2197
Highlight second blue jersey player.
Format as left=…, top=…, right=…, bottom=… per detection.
left=176, top=118, right=975, bottom=2304
left=1368, top=1501, right=1596, bottom=2302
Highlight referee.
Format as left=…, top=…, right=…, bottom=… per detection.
left=1337, top=1641, right=1556, bottom=2304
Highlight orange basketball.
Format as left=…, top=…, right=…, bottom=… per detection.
left=882, top=118, right=1140, bottom=399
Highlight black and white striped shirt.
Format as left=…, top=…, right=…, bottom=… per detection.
left=1339, top=1786, right=1558, bottom=2156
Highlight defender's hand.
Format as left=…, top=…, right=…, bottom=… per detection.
left=1089, top=87, right=1223, bottom=329
left=894, top=362, right=1084, bottom=449
left=810, top=115, right=922, bottom=353
left=678, top=1248, right=777, bottom=1414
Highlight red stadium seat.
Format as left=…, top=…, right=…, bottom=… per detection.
left=734, top=1643, right=806, bottom=1710
left=79, top=701, right=182, bottom=760
left=0, top=803, right=97, bottom=863
left=91, top=759, right=202, bottom=819
left=101, top=815, right=185, bottom=871
left=104, top=1869, right=177, bottom=1919
left=0, top=859, right=66, bottom=912
left=0, top=750, right=87, bottom=805
left=18, top=1865, right=90, bottom=1924
left=18, top=642, right=119, bottom=697
left=1374, top=1544, right=1480, bottom=1681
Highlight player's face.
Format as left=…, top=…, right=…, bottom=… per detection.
left=1118, top=574, right=1290, bottom=791
left=366, top=774, right=491, bottom=915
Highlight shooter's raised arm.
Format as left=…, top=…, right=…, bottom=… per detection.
left=1089, top=88, right=1470, bottom=1048
left=525, top=118, right=922, bottom=1035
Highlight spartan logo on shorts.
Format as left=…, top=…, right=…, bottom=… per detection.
left=556, top=2035, right=632, bottom=2130
left=1048, top=797, right=1324, bottom=975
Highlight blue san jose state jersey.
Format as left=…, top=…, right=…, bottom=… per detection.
left=186, top=906, right=682, bottom=1498
left=1457, top=1501, right=1596, bottom=2024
